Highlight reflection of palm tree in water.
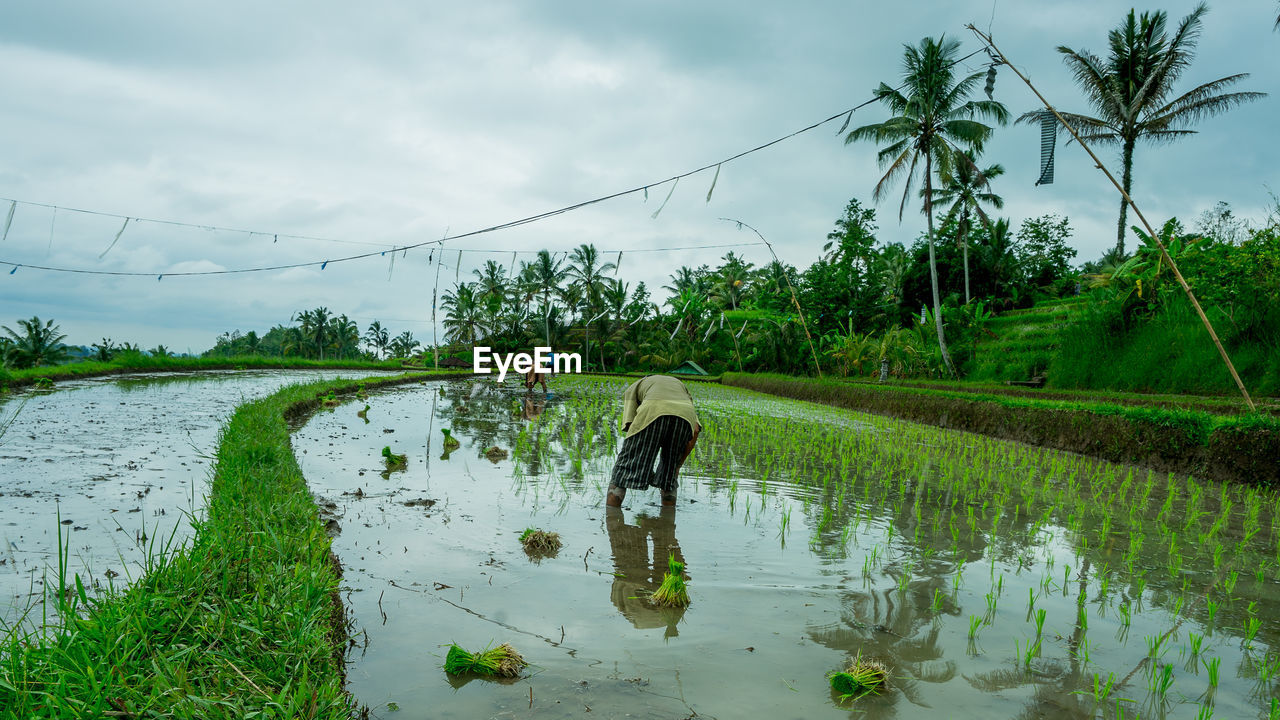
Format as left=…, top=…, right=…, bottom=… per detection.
left=605, top=506, right=686, bottom=638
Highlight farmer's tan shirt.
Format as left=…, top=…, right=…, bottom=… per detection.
left=621, top=375, right=701, bottom=438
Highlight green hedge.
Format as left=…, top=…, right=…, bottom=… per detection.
left=722, top=373, right=1280, bottom=486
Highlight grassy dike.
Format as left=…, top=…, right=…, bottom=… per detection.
left=722, top=373, right=1280, bottom=486
left=0, top=356, right=417, bottom=392
left=0, top=371, right=465, bottom=719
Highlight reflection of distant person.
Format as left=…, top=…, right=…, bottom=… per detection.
left=521, top=394, right=545, bottom=421
left=605, top=506, right=686, bottom=637
left=607, top=375, right=701, bottom=508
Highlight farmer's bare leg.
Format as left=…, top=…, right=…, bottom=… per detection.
left=606, top=483, right=627, bottom=507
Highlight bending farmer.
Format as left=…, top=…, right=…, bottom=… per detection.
left=606, top=375, right=701, bottom=508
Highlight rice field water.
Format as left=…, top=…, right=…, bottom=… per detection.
left=294, top=376, right=1280, bottom=719
left=0, top=369, right=400, bottom=629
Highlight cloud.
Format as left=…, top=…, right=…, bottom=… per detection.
left=0, top=0, right=1273, bottom=349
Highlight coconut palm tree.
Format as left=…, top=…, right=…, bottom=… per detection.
left=710, top=254, right=755, bottom=311
left=243, top=330, right=262, bottom=356
left=330, top=315, right=361, bottom=358
left=530, top=250, right=568, bottom=343
left=1028, top=3, right=1264, bottom=256
left=846, top=35, right=1008, bottom=376
left=662, top=266, right=700, bottom=297
left=472, top=260, right=508, bottom=304
left=2, top=316, right=70, bottom=368
left=363, top=321, right=390, bottom=360
left=442, top=283, right=485, bottom=344
left=566, top=243, right=616, bottom=314
left=926, top=148, right=1005, bottom=304
left=389, top=331, right=420, bottom=359
left=293, top=307, right=333, bottom=360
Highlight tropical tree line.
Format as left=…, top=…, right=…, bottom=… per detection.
left=204, top=309, right=420, bottom=361
left=431, top=203, right=1083, bottom=379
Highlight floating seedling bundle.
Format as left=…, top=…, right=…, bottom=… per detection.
left=520, top=528, right=562, bottom=556
left=357, top=404, right=370, bottom=421
left=650, top=554, right=689, bottom=607
left=441, top=428, right=460, bottom=448
left=321, top=391, right=340, bottom=407
left=828, top=653, right=888, bottom=701
left=381, top=445, right=407, bottom=469
left=443, top=643, right=527, bottom=678
left=484, top=445, right=509, bottom=461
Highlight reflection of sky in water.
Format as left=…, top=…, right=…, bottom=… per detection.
left=0, top=369, right=397, bottom=626
left=296, top=377, right=1280, bottom=719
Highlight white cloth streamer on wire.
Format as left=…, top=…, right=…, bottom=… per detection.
left=0, top=201, right=14, bottom=243
left=651, top=178, right=679, bottom=219
left=99, top=217, right=131, bottom=259
left=705, top=164, right=721, bottom=203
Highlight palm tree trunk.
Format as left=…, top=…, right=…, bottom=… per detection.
left=925, top=152, right=957, bottom=376
left=1115, top=137, right=1135, bottom=257
left=960, top=209, right=971, bottom=305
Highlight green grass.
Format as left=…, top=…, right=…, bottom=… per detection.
left=967, top=299, right=1083, bottom=383
left=0, top=371, right=454, bottom=718
left=1050, top=302, right=1280, bottom=397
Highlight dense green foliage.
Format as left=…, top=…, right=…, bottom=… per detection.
left=1050, top=221, right=1280, bottom=396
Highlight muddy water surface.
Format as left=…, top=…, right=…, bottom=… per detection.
left=0, top=369, right=396, bottom=626
left=296, top=378, right=1279, bottom=720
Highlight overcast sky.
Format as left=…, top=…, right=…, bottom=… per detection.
left=1, top=1, right=1276, bottom=352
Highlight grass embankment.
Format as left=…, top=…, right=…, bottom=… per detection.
left=854, top=377, right=1279, bottom=417
left=1051, top=301, right=1280, bottom=397
left=0, top=371, right=459, bottom=719
left=0, top=356, right=414, bottom=392
left=722, top=372, right=1280, bottom=486
left=967, top=297, right=1084, bottom=383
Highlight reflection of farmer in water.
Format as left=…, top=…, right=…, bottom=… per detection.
left=606, top=375, right=701, bottom=508
left=605, top=506, right=686, bottom=637
left=521, top=393, right=545, bottom=421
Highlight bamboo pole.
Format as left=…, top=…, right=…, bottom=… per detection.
left=967, top=25, right=1256, bottom=412
left=721, top=218, right=823, bottom=378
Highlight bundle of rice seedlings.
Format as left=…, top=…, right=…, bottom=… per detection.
left=441, top=428, right=461, bottom=448
left=828, top=653, right=888, bottom=700
left=484, top=445, right=509, bottom=461
left=519, top=528, right=562, bottom=555
left=443, top=643, right=527, bottom=678
left=321, top=391, right=340, bottom=407
left=356, top=404, right=370, bottom=420
left=650, top=554, right=689, bottom=607
left=381, top=445, right=407, bottom=468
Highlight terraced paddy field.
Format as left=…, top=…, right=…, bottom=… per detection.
left=295, top=376, right=1280, bottom=719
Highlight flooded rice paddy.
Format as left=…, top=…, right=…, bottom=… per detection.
left=0, top=369, right=396, bottom=627
left=295, top=377, right=1280, bottom=720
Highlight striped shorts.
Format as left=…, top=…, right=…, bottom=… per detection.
left=610, top=415, right=694, bottom=495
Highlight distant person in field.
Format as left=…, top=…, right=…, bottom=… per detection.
left=606, top=375, right=701, bottom=508
left=523, top=350, right=549, bottom=392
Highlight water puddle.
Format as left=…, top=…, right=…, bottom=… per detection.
left=0, top=369, right=397, bottom=626
left=295, top=377, right=1280, bottom=719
